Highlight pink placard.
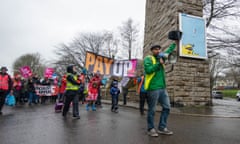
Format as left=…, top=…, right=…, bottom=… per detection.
left=127, top=59, right=137, bottom=77
left=44, top=68, right=54, bottom=78
left=19, top=66, right=32, bottom=78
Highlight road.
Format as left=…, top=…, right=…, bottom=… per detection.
left=0, top=103, right=240, bottom=144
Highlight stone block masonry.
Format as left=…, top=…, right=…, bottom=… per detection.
left=143, top=0, right=211, bottom=106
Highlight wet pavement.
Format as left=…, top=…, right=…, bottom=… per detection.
left=102, top=98, right=240, bottom=118
left=172, top=98, right=240, bottom=118
left=0, top=100, right=240, bottom=144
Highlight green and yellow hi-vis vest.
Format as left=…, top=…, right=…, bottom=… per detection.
left=66, top=73, right=79, bottom=90
left=144, top=56, right=156, bottom=90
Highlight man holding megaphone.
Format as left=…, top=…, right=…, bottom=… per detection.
left=157, top=51, right=177, bottom=64
left=157, top=30, right=182, bottom=64
left=144, top=30, right=181, bottom=137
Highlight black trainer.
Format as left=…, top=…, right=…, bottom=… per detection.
left=73, top=115, right=80, bottom=119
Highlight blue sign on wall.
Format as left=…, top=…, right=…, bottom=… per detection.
left=179, top=13, right=207, bottom=59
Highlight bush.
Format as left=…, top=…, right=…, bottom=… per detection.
left=221, top=89, right=238, bottom=98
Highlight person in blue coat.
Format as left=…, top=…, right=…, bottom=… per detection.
left=110, top=80, right=120, bottom=113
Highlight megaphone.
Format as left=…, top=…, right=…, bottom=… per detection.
left=168, top=30, right=182, bottom=40
left=158, top=51, right=177, bottom=64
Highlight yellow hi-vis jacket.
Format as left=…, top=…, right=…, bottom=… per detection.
left=144, top=56, right=156, bottom=90
left=66, top=73, right=79, bottom=91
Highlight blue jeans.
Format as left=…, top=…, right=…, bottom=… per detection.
left=111, top=94, right=119, bottom=110
left=139, top=92, right=148, bottom=113
left=147, top=89, right=170, bottom=130
left=28, top=92, right=36, bottom=104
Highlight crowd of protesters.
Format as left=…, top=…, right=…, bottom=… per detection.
left=0, top=65, right=147, bottom=119
left=0, top=67, right=63, bottom=113
left=0, top=65, right=107, bottom=116
left=1, top=36, right=178, bottom=138
left=2, top=70, right=59, bottom=108
left=1, top=64, right=157, bottom=136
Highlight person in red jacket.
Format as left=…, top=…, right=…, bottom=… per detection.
left=86, top=72, right=102, bottom=111
left=77, top=72, right=86, bottom=104
left=93, top=72, right=103, bottom=107
left=0, top=67, right=12, bottom=115
left=13, top=74, right=23, bottom=105
left=58, top=75, right=67, bottom=102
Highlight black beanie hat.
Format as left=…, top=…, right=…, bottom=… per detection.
left=150, top=45, right=161, bottom=51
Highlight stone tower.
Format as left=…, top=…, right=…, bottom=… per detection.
left=143, top=0, right=211, bottom=106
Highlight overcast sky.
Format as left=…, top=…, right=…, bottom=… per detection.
left=0, top=0, right=146, bottom=73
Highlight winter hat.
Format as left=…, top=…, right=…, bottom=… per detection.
left=150, top=45, right=161, bottom=51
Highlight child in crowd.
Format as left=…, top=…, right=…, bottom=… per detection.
left=85, top=73, right=101, bottom=111
left=85, top=81, right=98, bottom=111
left=110, top=80, right=120, bottom=113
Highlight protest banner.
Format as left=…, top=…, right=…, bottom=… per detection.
left=35, top=85, right=58, bottom=96
left=85, top=51, right=137, bottom=77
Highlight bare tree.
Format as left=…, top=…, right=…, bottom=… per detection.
left=101, top=32, right=119, bottom=59
left=209, top=55, right=227, bottom=90
left=53, top=43, right=81, bottom=75
left=204, top=0, right=240, bottom=53
left=221, top=48, right=240, bottom=88
left=224, top=67, right=240, bottom=88
left=119, top=18, right=140, bottom=60
left=53, top=31, right=120, bottom=74
left=12, top=53, right=46, bottom=77
left=203, top=0, right=240, bottom=27
left=203, top=0, right=240, bottom=97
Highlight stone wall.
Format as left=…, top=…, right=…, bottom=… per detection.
left=143, top=0, right=211, bottom=106
left=101, top=88, right=139, bottom=103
